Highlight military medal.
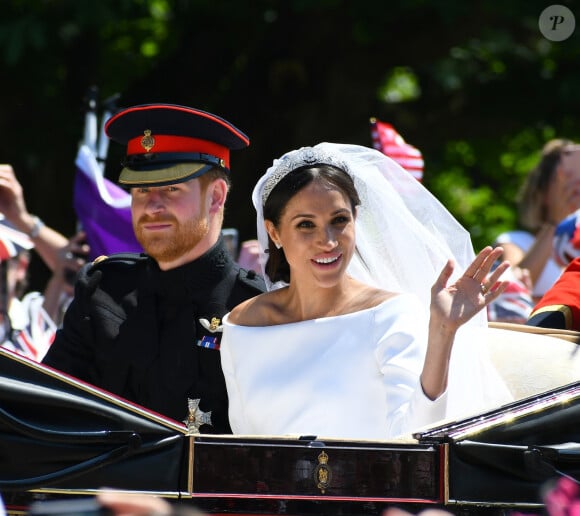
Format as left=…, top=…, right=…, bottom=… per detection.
left=199, top=316, right=223, bottom=333
left=197, top=316, right=223, bottom=349
left=183, top=398, right=212, bottom=434
left=197, top=335, right=219, bottom=349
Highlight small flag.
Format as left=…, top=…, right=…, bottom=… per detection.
left=0, top=220, right=34, bottom=260
left=486, top=278, right=533, bottom=323
left=553, top=209, right=580, bottom=267
left=370, top=118, right=424, bottom=182
left=1, top=293, right=57, bottom=362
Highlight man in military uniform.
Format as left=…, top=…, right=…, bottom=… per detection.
left=42, top=104, right=265, bottom=433
left=527, top=208, right=580, bottom=331
left=527, top=256, right=580, bottom=331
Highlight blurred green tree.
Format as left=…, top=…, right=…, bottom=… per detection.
left=0, top=0, right=579, bottom=289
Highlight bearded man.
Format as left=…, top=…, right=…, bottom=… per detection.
left=42, top=104, right=265, bottom=432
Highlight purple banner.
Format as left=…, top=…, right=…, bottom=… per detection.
left=73, top=146, right=143, bottom=260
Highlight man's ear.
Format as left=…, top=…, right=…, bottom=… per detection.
left=208, top=178, right=228, bottom=214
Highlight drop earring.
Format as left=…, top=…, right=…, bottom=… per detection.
left=275, top=242, right=282, bottom=249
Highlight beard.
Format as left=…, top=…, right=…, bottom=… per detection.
left=134, top=212, right=209, bottom=263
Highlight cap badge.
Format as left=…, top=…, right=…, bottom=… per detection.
left=141, top=129, right=155, bottom=152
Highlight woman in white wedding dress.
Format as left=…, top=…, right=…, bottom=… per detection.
left=220, top=143, right=514, bottom=440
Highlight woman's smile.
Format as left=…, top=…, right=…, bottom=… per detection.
left=311, top=253, right=342, bottom=267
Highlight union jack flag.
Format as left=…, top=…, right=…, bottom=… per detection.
left=0, top=220, right=33, bottom=259
left=0, top=224, right=54, bottom=361
left=486, top=267, right=534, bottom=324
left=4, top=293, right=56, bottom=361
left=370, top=118, right=424, bottom=182
left=553, top=209, right=580, bottom=267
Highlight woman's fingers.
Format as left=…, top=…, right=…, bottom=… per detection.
left=463, top=246, right=504, bottom=282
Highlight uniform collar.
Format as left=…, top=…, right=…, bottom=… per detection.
left=145, top=237, right=235, bottom=298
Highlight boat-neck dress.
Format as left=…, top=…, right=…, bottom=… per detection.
left=220, top=293, right=448, bottom=440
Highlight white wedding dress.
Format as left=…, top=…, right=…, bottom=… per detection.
left=221, top=293, right=513, bottom=440
left=221, top=142, right=518, bottom=441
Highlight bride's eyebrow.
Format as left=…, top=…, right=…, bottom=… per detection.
left=289, top=213, right=315, bottom=221
left=289, top=208, right=350, bottom=221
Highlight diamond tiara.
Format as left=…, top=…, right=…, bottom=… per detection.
left=260, top=146, right=350, bottom=206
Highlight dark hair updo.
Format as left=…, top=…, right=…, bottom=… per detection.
left=263, top=164, right=361, bottom=284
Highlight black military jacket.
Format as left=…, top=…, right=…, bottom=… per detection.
left=42, top=238, right=265, bottom=433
